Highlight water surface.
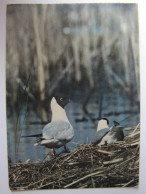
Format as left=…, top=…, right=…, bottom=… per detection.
left=7, top=93, right=140, bottom=162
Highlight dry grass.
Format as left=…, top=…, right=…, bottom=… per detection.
left=8, top=128, right=140, bottom=191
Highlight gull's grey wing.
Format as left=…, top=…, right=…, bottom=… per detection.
left=42, top=120, right=74, bottom=141
left=108, top=126, right=124, bottom=141
left=92, top=127, right=109, bottom=145
left=98, top=126, right=124, bottom=145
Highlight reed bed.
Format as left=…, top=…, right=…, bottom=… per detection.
left=6, top=4, right=139, bottom=104
left=8, top=127, right=140, bottom=191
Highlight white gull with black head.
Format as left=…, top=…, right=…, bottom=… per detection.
left=35, top=96, right=74, bottom=149
left=98, top=120, right=124, bottom=146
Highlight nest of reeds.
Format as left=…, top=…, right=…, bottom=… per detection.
left=8, top=126, right=140, bottom=191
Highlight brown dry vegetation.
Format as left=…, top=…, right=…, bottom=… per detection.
left=8, top=125, right=140, bottom=191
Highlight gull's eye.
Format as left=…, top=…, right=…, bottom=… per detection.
left=60, top=97, right=63, bottom=101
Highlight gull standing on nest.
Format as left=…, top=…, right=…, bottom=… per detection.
left=23, top=96, right=74, bottom=155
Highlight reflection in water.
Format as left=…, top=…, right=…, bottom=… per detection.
left=7, top=93, right=139, bottom=163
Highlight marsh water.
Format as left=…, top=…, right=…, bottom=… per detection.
left=7, top=90, right=139, bottom=163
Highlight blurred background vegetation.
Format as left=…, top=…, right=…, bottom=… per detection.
left=6, top=3, right=139, bottom=112
left=6, top=3, right=140, bottom=162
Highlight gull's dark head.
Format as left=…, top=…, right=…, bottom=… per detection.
left=55, top=96, right=72, bottom=108
left=99, top=118, right=109, bottom=125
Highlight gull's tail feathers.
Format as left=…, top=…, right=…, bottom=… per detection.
left=22, top=133, right=42, bottom=138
